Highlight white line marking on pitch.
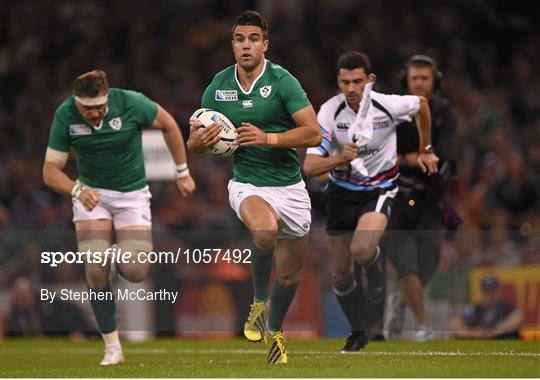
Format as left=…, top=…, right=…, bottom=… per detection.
left=4, top=348, right=539, bottom=357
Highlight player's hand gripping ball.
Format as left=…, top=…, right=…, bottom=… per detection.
left=189, top=108, right=238, bottom=157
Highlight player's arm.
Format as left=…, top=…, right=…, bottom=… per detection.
left=236, top=105, right=321, bottom=148
left=272, top=105, right=322, bottom=148
left=43, top=149, right=73, bottom=196
left=303, top=102, right=347, bottom=177
left=151, top=104, right=195, bottom=196
left=42, top=149, right=100, bottom=211
left=151, top=104, right=188, bottom=166
left=303, top=144, right=357, bottom=177
left=413, top=96, right=439, bottom=175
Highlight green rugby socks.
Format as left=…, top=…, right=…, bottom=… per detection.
left=88, top=285, right=117, bottom=334
left=251, top=243, right=274, bottom=302
left=268, top=280, right=297, bottom=333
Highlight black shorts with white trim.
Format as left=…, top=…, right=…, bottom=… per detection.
left=324, top=181, right=397, bottom=236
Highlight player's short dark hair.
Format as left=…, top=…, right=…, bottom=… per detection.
left=232, top=10, right=268, bottom=39
left=73, top=70, right=109, bottom=97
left=337, top=51, right=371, bottom=75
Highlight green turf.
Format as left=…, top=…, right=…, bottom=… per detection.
left=0, top=338, right=539, bottom=377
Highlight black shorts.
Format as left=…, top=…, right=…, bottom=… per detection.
left=325, top=181, right=397, bottom=236
left=384, top=194, right=444, bottom=285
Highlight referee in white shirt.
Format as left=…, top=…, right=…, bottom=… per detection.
left=303, top=51, right=438, bottom=352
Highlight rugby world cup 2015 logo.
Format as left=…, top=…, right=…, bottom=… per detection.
left=260, top=85, right=272, bottom=98
left=215, top=90, right=238, bottom=101
left=109, top=117, right=122, bottom=131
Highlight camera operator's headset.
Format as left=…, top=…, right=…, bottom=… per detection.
left=399, top=55, right=443, bottom=91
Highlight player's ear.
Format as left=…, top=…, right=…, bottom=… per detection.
left=263, top=39, right=269, bottom=53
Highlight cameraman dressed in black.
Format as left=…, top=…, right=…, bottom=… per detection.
left=386, top=55, right=458, bottom=341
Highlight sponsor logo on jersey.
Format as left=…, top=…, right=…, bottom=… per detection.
left=373, top=121, right=391, bottom=130
left=242, top=100, right=253, bottom=108
left=109, top=117, right=122, bottom=131
left=259, top=85, right=272, bottom=98
left=69, top=124, right=92, bottom=136
left=358, top=147, right=380, bottom=157
left=215, top=90, right=238, bottom=101
left=337, top=122, right=350, bottom=130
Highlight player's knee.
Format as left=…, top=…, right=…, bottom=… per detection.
left=80, top=239, right=110, bottom=288
left=252, top=230, right=278, bottom=252
left=86, top=266, right=109, bottom=288
left=116, top=239, right=152, bottom=282
left=332, top=270, right=354, bottom=290
left=350, top=242, right=373, bottom=264
left=277, top=271, right=300, bottom=289
left=119, top=265, right=149, bottom=283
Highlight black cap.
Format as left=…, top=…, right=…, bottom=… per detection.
left=481, top=275, right=500, bottom=291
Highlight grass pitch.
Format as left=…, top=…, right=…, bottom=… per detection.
left=1, top=337, right=539, bottom=377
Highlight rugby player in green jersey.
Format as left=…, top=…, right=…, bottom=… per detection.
left=43, top=70, right=195, bottom=365
left=187, top=10, right=321, bottom=364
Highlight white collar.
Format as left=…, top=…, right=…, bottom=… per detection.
left=234, top=59, right=267, bottom=95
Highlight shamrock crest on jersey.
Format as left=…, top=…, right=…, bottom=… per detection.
left=260, top=85, right=272, bottom=98
left=109, top=117, right=122, bottom=131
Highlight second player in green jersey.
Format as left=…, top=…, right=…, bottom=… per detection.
left=48, top=88, right=158, bottom=192
left=43, top=70, right=195, bottom=366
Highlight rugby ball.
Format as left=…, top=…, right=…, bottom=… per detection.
left=189, top=108, right=238, bottom=157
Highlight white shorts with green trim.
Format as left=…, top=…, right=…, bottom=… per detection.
left=227, top=179, right=311, bottom=239
left=73, top=182, right=152, bottom=229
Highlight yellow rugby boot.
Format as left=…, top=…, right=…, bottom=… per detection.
left=265, top=330, right=288, bottom=364
left=243, top=301, right=269, bottom=342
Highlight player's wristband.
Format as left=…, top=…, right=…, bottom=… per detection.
left=176, top=163, right=190, bottom=178
left=266, top=133, right=278, bottom=146
left=71, top=184, right=84, bottom=199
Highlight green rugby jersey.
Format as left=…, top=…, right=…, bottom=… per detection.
left=47, top=88, right=158, bottom=192
left=202, top=59, right=311, bottom=186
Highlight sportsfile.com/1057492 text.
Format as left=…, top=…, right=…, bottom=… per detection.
left=40, top=247, right=252, bottom=267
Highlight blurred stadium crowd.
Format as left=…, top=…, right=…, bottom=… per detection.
left=0, top=0, right=539, bottom=335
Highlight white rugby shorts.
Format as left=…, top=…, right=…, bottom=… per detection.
left=73, top=182, right=152, bottom=229
left=227, top=179, right=311, bottom=238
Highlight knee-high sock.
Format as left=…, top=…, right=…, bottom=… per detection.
left=89, top=285, right=117, bottom=334
left=251, top=243, right=274, bottom=302
left=358, top=262, right=386, bottom=337
left=267, top=280, right=297, bottom=333
left=334, top=279, right=366, bottom=332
